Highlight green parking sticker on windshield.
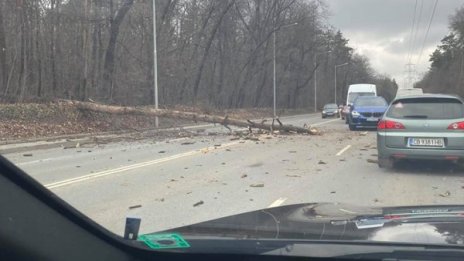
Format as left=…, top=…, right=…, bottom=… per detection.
left=138, top=233, right=190, bottom=249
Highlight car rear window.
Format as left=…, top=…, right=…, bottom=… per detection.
left=348, top=92, right=375, bottom=104
left=387, top=97, right=464, bottom=119
left=354, top=97, right=387, bottom=106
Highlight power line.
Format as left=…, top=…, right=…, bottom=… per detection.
left=410, top=0, right=424, bottom=63
left=406, top=0, right=418, bottom=64
left=416, top=0, right=438, bottom=65
left=403, top=0, right=418, bottom=89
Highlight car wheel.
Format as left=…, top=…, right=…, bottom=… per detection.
left=378, top=157, right=395, bottom=169
left=457, top=160, right=464, bottom=170
left=347, top=117, right=355, bottom=130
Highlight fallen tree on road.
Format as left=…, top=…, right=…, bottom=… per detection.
left=62, top=100, right=320, bottom=135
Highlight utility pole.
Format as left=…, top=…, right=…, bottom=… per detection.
left=273, top=29, right=276, bottom=119
left=153, top=0, right=159, bottom=127
left=404, top=63, right=416, bottom=89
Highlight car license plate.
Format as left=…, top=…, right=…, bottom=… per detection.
left=366, top=117, right=378, bottom=122
left=408, top=138, right=444, bottom=147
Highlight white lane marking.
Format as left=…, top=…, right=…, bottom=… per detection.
left=164, top=137, right=190, bottom=143
left=45, top=141, right=242, bottom=189
left=18, top=158, right=53, bottom=166
left=181, top=124, right=214, bottom=130
left=18, top=137, right=200, bottom=166
left=339, top=208, right=357, bottom=214
left=268, top=197, right=287, bottom=208
left=336, top=145, right=352, bottom=156
left=311, top=118, right=340, bottom=126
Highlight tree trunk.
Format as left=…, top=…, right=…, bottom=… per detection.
left=35, top=1, right=42, bottom=97
left=192, top=0, right=235, bottom=104
left=102, top=0, right=134, bottom=100
left=66, top=100, right=319, bottom=135
left=0, top=2, right=7, bottom=89
left=80, top=0, right=91, bottom=101
left=49, top=0, right=59, bottom=97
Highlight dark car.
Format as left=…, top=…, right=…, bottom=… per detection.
left=348, top=96, right=388, bottom=130
left=321, top=103, right=339, bottom=118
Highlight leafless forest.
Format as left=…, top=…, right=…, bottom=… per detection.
left=0, top=0, right=398, bottom=109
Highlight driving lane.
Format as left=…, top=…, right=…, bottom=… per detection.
left=3, top=113, right=464, bottom=236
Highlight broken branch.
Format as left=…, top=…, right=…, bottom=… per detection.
left=63, top=100, right=318, bottom=135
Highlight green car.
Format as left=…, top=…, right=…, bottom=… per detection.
left=377, top=94, right=464, bottom=168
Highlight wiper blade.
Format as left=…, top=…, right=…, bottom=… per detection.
left=403, top=115, right=428, bottom=119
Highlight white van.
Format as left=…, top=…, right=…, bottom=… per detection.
left=346, top=84, right=377, bottom=106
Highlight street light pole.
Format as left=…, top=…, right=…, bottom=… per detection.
left=334, top=63, right=348, bottom=105
left=153, top=0, right=159, bottom=127
left=314, top=51, right=331, bottom=112
left=272, top=22, right=298, bottom=119
left=273, top=30, right=276, bottom=119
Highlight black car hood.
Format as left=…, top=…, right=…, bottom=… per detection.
left=154, top=203, right=464, bottom=245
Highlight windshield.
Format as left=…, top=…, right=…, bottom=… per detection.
left=2, top=0, right=464, bottom=256
left=387, top=98, right=464, bottom=119
left=348, top=92, right=376, bottom=104
left=324, top=104, right=338, bottom=110
left=354, top=97, right=388, bottom=107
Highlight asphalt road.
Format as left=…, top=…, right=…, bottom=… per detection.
left=4, top=113, right=464, bottom=236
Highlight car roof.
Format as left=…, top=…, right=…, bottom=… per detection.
left=392, top=93, right=463, bottom=102
left=356, top=96, right=381, bottom=98
left=354, top=96, right=385, bottom=101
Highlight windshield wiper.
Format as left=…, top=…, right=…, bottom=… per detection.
left=403, top=115, right=428, bottom=119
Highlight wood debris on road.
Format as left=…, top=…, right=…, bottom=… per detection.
left=128, top=204, right=142, bottom=209
left=64, top=100, right=320, bottom=135
left=193, top=200, right=204, bottom=207
left=366, top=159, right=378, bottom=164
left=439, top=191, right=451, bottom=197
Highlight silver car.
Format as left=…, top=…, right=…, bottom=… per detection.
left=377, top=94, right=464, bottom=168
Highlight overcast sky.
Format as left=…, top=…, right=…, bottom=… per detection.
left=325, top=0, right=464, bottom=88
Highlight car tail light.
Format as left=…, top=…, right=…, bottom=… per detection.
left=392, top=153, right=407, bottom=159
left=447, top=121, right=464, bottom=130
left=383, top=215, right=402, bottom=220
left=378, top=120, right=405, bottom=130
